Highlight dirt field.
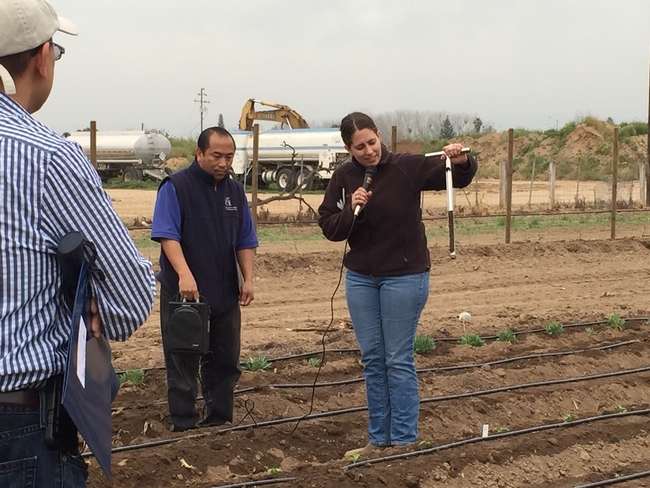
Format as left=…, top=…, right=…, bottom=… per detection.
left=88, top=189, right=650, bottom=488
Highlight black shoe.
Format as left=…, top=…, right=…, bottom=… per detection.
left=198, top=417, right=227, bottom=428
left=170, top=423, right=198, bottom=432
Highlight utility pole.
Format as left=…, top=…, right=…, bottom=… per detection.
left=195, top=88, right=209, bottom=133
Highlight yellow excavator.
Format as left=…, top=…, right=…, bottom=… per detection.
left=238, top=99, right=310, bottom=131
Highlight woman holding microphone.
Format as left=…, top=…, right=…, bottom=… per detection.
left=318, top=112, right=477, bottom=457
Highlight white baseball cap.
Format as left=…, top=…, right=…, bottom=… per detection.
left=0, top=0, right=78, bottom=95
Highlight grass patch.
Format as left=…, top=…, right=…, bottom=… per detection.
left=255, top=225, right=325, bottom=244
left=103, top=178, right=160, bottom=190
left=425, top=212, right=650, bottom=240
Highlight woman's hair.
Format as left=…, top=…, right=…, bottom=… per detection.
left=340, top=112, right=378, bottom=147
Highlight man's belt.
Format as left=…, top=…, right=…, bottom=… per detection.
left=0, top=389, right=40, bottom=409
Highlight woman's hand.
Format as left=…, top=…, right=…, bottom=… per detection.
left=441, top=143, right=468, bottom=164
left=351, top=188, right=372, bottom=214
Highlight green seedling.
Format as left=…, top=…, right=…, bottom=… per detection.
left=267, top=467, right=282, bottom=475
left=614, top=473, right=621, bottom=478
left=496, top=329, right=516, bottom=342
left=563, top=413, right=576, bottom=422
left=496, top=427, right=509, bottom=433
left=119, top=369, right=145, bottom=386
left=414, top=335, right=436, bottom=354
left=350, top=453, right=364, bottom=463
left=546, top=322, right=564, bottom=335
left=308, top=357, right=322, bottom=367
left=584, top=326, right=595, bottom=335
left=242, top=355, right=272, bottom=372
left=459, top=333, right=485, bottom=347
left=418, top=440, right=435, bottom=448
left=605, top=314, right=625, bottom=331
left=618, top=406, right=627, bottom=413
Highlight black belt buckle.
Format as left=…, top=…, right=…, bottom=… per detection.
left=44, top=376, right=79, bottom=453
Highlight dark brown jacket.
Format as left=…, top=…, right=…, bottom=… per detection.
left=318, top=146, right=477, bottom=276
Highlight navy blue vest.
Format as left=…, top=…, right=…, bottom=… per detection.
left=157, top=160, right=245, bottom=316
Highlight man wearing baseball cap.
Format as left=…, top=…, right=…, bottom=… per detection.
left=0, top=1, right=156, bottom=485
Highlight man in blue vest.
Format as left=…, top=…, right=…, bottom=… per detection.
left=151, top=127, right=258, bottom=431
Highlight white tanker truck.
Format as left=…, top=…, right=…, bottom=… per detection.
left=65, top=130, right=173, bottom=182
left=231, top=128, right=350, bottom=191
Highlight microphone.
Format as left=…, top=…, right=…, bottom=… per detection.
left=353, top=165, right=378, bottom=217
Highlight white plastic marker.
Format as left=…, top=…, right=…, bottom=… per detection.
left=482, top=424, right=489, bottom=437
left=424, top=148, right=471, bottom=259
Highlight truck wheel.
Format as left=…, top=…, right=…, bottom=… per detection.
left=276, top=168, right=296, bottom=192
left=296, top=168, right=317, bottom=191
left=123, top=168, right=142, bottom=182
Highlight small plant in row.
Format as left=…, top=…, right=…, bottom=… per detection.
left=308, top=357, right=322, bottom=368
left=242, top=355, right=272, bottom=372
left=546, top=322, right=564, bottom=335
left=119, top=369, right=145, bottom=386
left=496, top=329, right=516, bottom=343
left=562, top=413, right=576, bottom=422
left=605, top=314, right=625, bottom=331
left=414, top=335, right=436, bottom=355
left=459, top=333, right=485, bottom=347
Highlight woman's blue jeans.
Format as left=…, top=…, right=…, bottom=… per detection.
left=345, top=269, right=429, bottom=446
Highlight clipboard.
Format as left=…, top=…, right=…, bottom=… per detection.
left=61, top=262, right=117, bottom=477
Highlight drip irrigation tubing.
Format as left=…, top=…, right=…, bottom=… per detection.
left=206, top=477, right=297, bottom=488
left=344, top=407, right=650, bottom=469
left=268, top=340, right=639, bottom=389
left=573, top=470, right=650, bottom=487
left=98, top=364, right=650, bottom=456
left=111, top=340, right=639, bottom=412
left=113, top=317, right=650, bottom=375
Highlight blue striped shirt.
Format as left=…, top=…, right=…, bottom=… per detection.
left=0, top=93, right=156, bottom=392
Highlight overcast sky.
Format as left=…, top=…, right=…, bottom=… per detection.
left=36, top=0, right=650, bottom=138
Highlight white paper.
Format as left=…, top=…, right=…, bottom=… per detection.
left=76, top=316, right=87, bottom=388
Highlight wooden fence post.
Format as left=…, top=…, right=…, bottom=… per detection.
left=549, top=162, right=556, bottom=209
left=506, top=129, right=513, bottom=244
left=90, top=121, right=97, bottom=169
left=391, top=126, right=397, bottom=153
left=499, top=161, right=506, bottom=208
left=611, top=127, right=618, bottom=240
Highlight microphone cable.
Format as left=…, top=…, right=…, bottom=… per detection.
left=240, top=171, right=372, bottom=435
left=280, top=212, right=359, bottom=435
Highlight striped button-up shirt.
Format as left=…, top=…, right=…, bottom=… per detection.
left=0, top=93, right=156, bottom=392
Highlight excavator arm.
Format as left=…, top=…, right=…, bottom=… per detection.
left=239, top=99, right=310, bottom=131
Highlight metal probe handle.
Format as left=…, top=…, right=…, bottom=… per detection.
left=423, top=148, right=471, bottom=259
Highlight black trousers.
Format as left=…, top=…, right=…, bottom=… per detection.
left=160, top=286, right=242, bottom=430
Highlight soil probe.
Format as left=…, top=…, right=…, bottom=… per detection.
left=424, top=148, right=471, bottom=258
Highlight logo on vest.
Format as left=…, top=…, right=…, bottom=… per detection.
left=225, top=196, right=238, bottom=211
